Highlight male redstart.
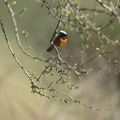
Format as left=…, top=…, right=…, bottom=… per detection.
left=47, top=30, right=68, bottom=52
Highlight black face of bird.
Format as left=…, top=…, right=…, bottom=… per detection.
left=59, top=30, right=67, bottom=37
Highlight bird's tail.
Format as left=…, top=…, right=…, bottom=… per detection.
left=46, top=44, right=54, bottom=52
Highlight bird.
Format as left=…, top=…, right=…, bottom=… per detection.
left=47, top=30, right=68, bottom=52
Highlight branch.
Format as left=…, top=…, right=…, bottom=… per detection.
left=54, top=45, right=83, bottom=76
left=3, top=0, right=46, bottom=62
left=33, top=0, right=63, bottom=21
left=109, top=1, right=120, bottom=24
left=96, top=0, right=120, bottom=24
left=50, top=15, right=62, bottom=42
left=0, top=19, right=37, bottom=87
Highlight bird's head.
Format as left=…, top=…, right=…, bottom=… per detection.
left=59, top=30, right=67, bottom=37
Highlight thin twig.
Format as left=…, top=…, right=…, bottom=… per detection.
left=0, top=19, right=36, bottom=86
left=50, top=16, right=62, bottom=42
left=96, top=0, right=120, bottom=24
left=3, top=0, right=46, bottom=62
left=96, top=0, right=114, bottom=14
left=53, top=88, right=110, bottom=111
left=34, top=0, right=63, bottom=21
left=54, top=45, right=81, bottom=76
left=109, top=1, right=120, bottom=24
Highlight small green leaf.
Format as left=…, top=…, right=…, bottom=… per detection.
left=22, top=30, right=28, bottom=38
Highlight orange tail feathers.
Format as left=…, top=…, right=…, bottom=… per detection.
left=47, top=44, right=54, bottom=52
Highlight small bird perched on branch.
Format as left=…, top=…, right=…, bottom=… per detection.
left=47, top=30, right=68, bottom=52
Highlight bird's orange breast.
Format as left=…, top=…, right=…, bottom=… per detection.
left=58, top=38, right=68, bottom=46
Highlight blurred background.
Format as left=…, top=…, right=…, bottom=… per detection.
left=0, top=0, right=120, bottom=120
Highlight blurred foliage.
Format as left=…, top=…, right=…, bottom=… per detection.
left=0, top=0, right=120, bottom=120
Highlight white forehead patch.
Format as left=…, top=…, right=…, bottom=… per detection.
left=60, top=30, right=67, bottom=35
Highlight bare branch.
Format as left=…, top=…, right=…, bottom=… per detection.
left=96, top=0, right=120, bottom=24
left=50, top=16, right=62, bottom=42
left=54, top=45, right=81, bottom=76
left=33, top=0, right=63, bottom=21
left=0, top=19, right=37, bottom=87
left=109, top=1, right=120, bottom=24
left=3, top=0, right=46, bottom=62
